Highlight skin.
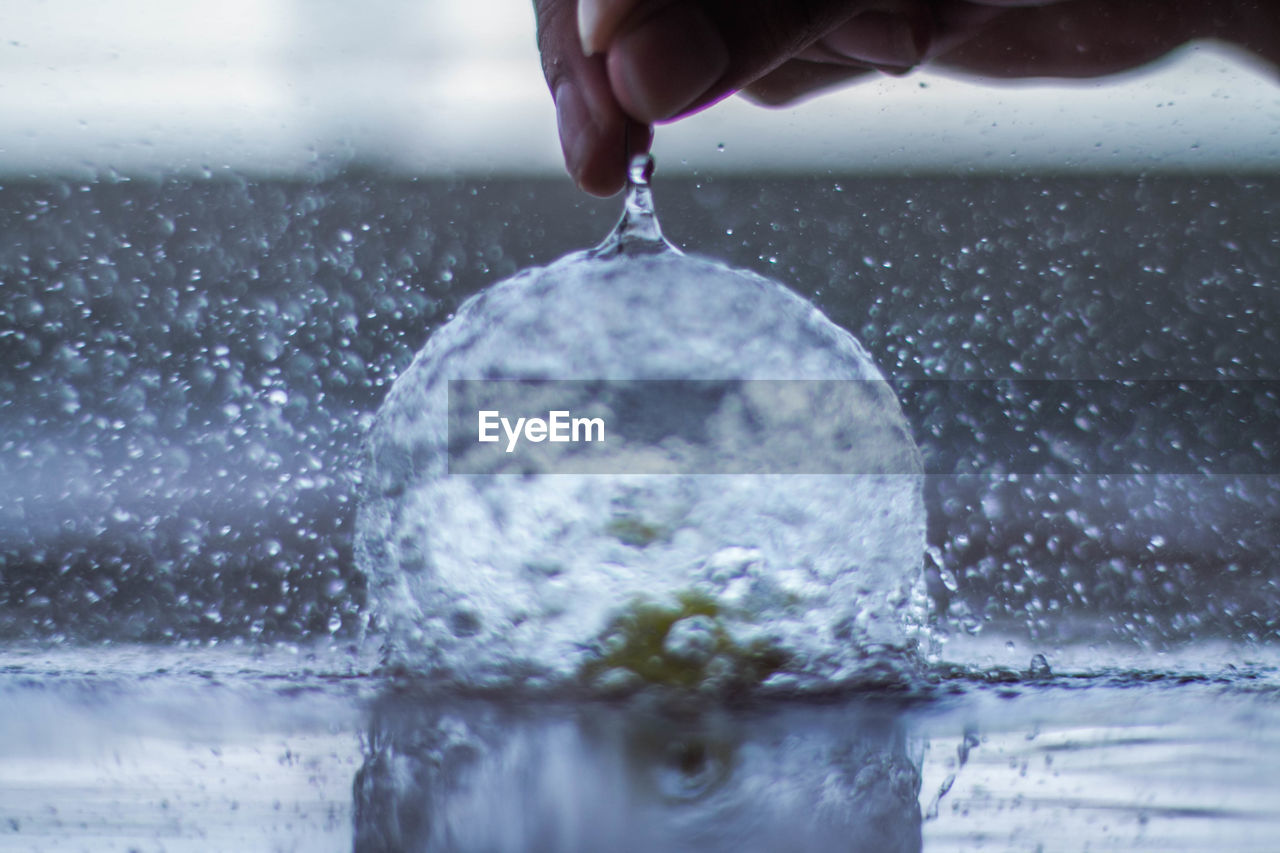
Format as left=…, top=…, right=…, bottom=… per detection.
left=533, top=0, right=1280, bottom=196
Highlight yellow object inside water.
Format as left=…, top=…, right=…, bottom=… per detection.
left=582, top=590, right=787, bottom=691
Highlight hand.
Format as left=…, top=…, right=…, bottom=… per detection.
left=533, top=0, right=1278, bottom=196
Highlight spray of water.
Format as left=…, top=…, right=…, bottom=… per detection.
left=355, top=156, right=927, bottom=693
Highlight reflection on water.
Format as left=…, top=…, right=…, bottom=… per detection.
left=5, top=646, right=1279, bottom=851
left=354, top=695, right=922, bottom=852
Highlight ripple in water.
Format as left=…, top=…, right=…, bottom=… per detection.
left=355, top=156, right=927, bottom=693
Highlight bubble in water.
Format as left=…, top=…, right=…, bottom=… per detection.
left=1028, top=653, right=1052, bottom=679
left=355, top=156, right=927, bottom=693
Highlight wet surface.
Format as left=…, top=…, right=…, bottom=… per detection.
left=3, top=645, right=1279, bottom=852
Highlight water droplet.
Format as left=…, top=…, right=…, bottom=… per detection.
left=591, top=153, right=677, bottom=258
left=629, top=153, right=654, bottom=186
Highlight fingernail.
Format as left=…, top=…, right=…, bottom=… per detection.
left=609, top=4, right=728, bottom=122
left=555, top=81, right=596, bottom=183
left=578, top=0, right=628, bottom=56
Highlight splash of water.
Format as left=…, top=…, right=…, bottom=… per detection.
left=355, top=157, right=927, bottom=693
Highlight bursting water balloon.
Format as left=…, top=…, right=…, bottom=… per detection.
left=355, top=156, right=927, bottom=693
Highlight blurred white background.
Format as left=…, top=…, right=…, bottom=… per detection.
left=0, top=0, right=1277, bottom=177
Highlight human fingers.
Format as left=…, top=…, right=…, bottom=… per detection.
left=937, top=0, right=1279, bottom=77
left=740, top=61, right=875, bottom=107
left=534, top=0, right=652, bottom=196
left=932, top=0, right=1205, bottom=78
left=584, top=0, right=937, bottom=123
left=741, top=2, right=1007, bottom=107
left=746, top=0, right=1251, bottom=107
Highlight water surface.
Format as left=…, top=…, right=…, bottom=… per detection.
left=3, top=643, right=1277, bottom=851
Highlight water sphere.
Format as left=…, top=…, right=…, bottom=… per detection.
left=355, top=156, right=927, bottom=693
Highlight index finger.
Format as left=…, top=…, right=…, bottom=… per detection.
left=535, top=0, right=652, bottom=195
